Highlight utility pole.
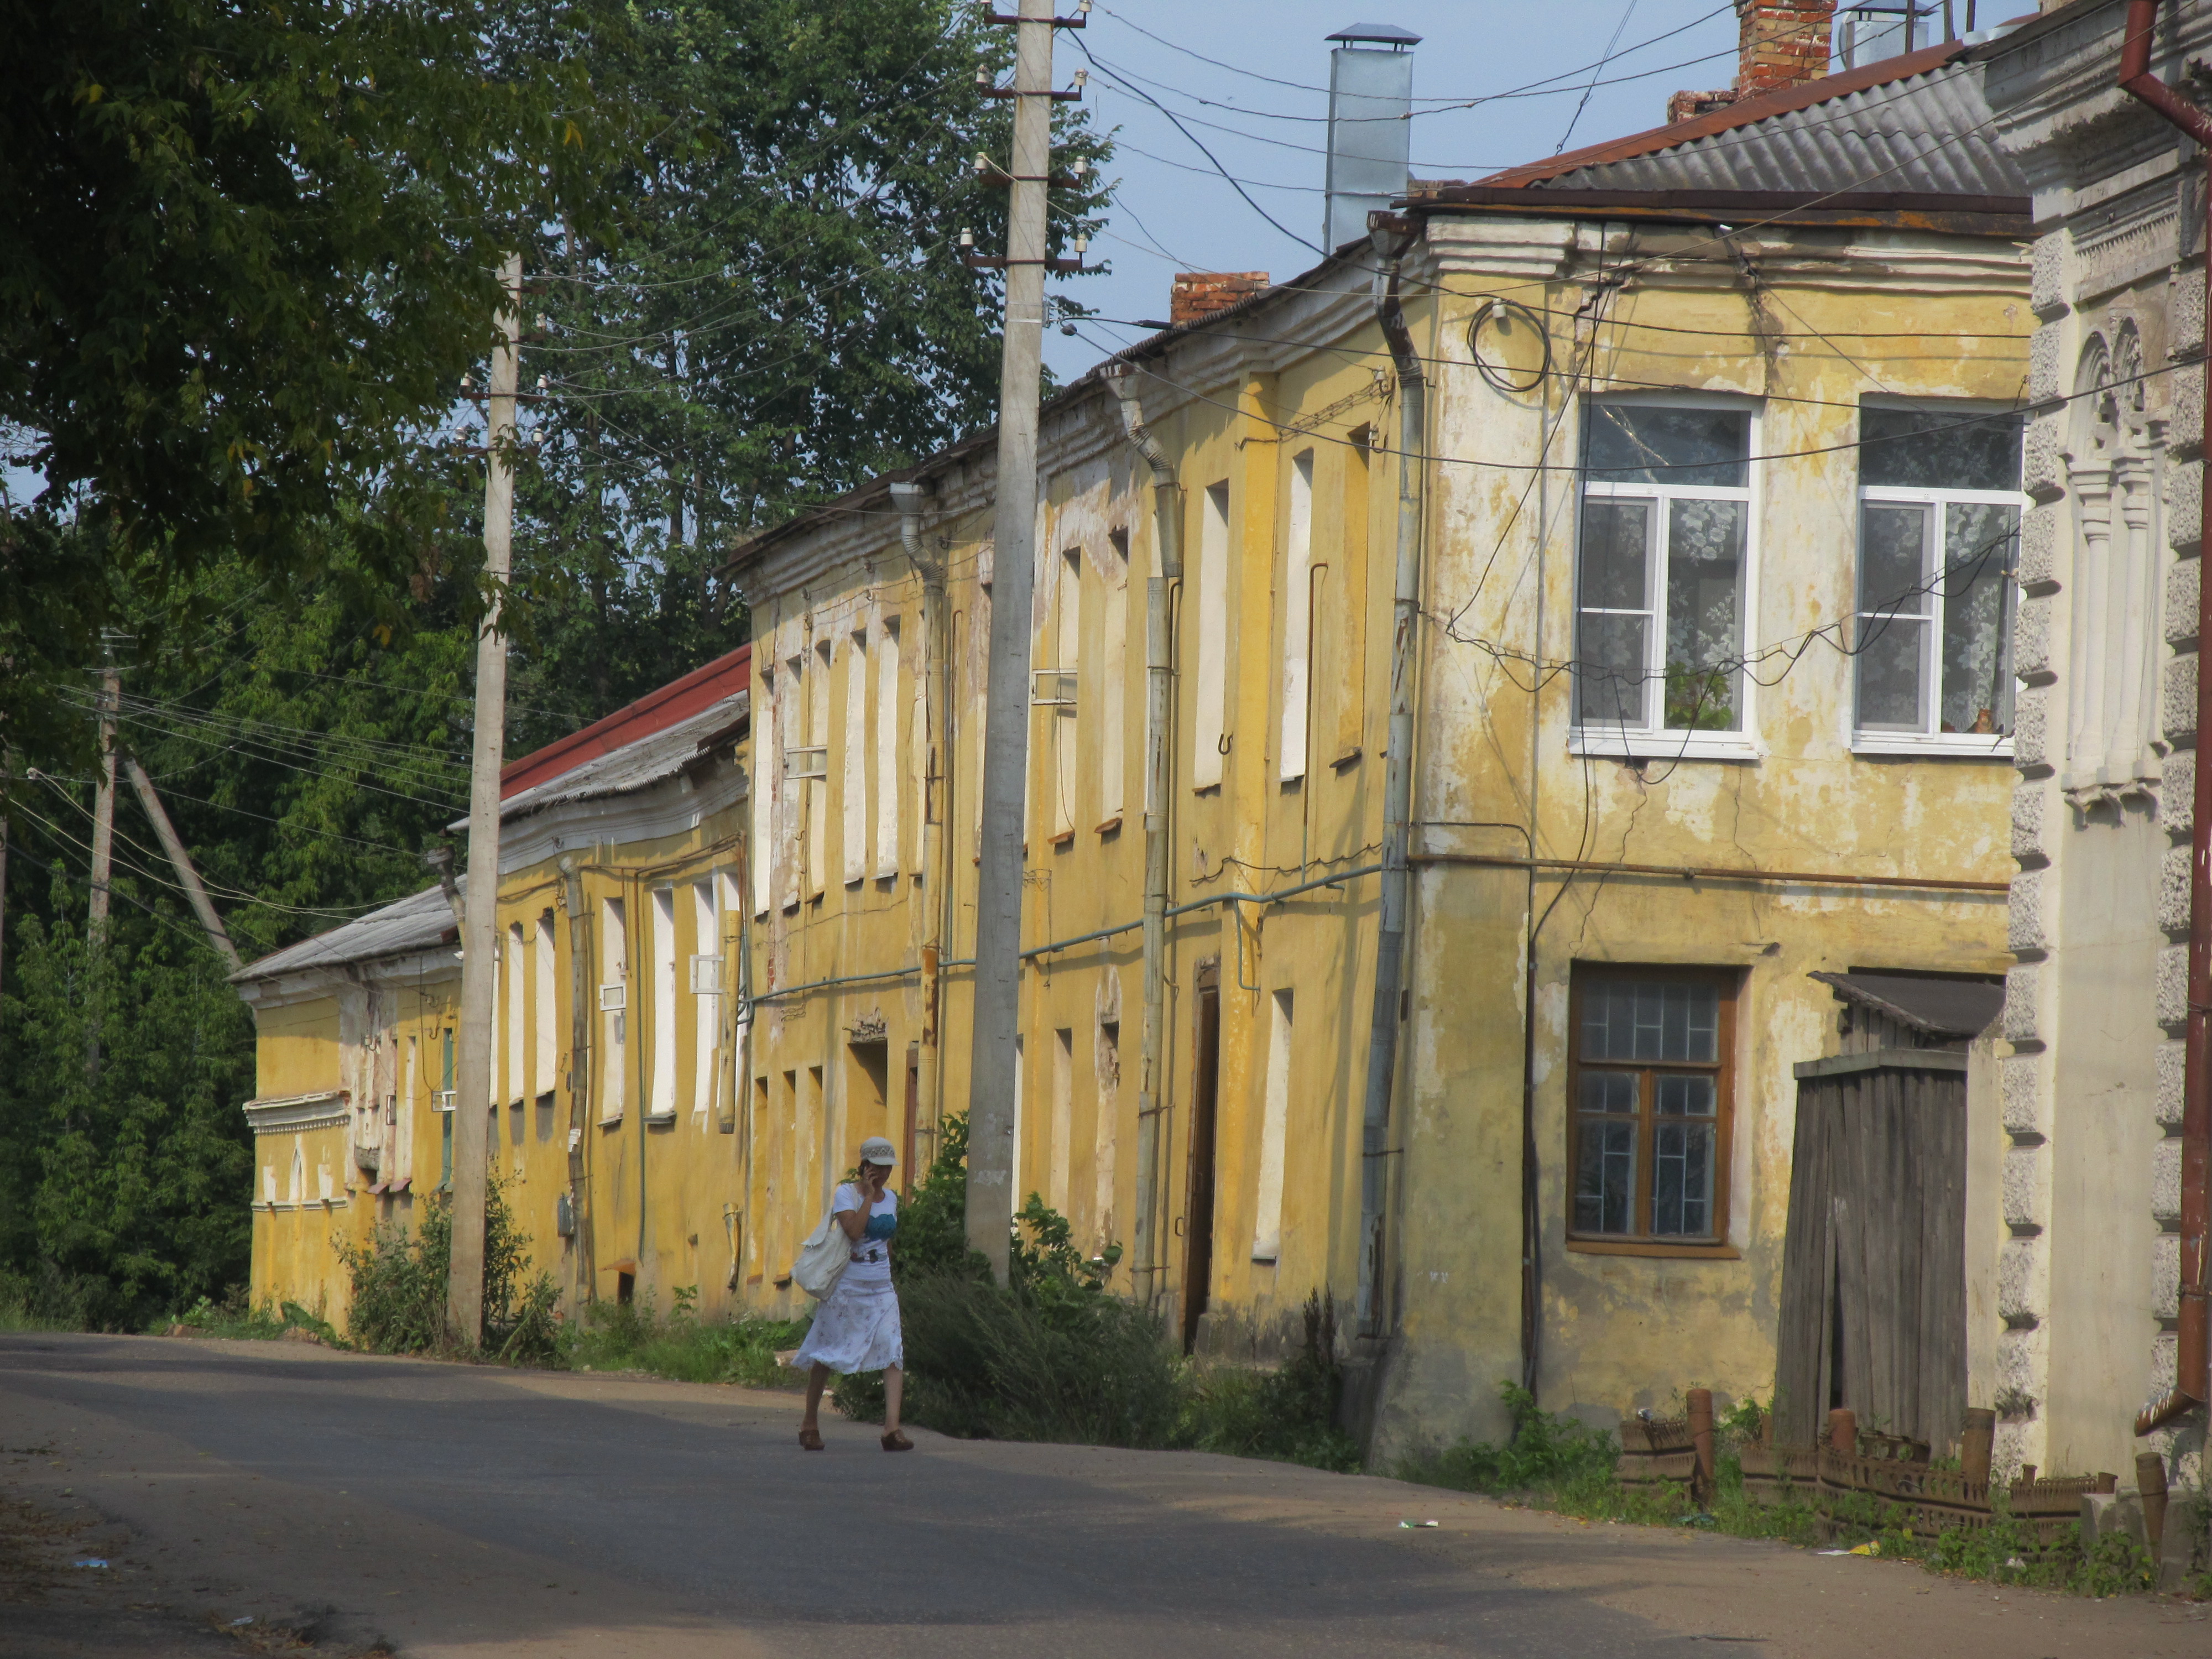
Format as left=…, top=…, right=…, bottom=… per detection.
left=448, top=252, right=523, bottom=1346
left=88, top=648, right=119, bottom=953
left=963, top=0, right=1068, bottom=1282
left=122, top=755, right=242, bottom=973
left=86, top=638, right=122, bottom=1076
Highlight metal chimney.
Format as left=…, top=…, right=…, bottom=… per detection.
left=1323, top=22, right=1419, bottom=252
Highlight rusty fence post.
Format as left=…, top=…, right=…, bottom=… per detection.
left=1827, top=1408, right=1856, bottom=1456
left=1960, top=1407, right=1995, bottom=1486
left=2136, top=1450, right=2169, bottom=1548
left=1687, top=1387, right=1716, bottom=1506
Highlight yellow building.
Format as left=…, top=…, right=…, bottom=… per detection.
left=239, top=45, right=2034, bottom=1457
left=234, top=649, right=754, bottom=1326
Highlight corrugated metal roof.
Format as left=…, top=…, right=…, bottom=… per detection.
left=1810, top=969, right=2006, bottom=1039
left=1475, top=40, right=2026, bottom=202
left=234, top=881, right=457, bottom=983
left=492, top=689, right=747, bottom=824
left=500, top=645, right=749, bottom=798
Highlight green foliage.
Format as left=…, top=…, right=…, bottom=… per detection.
left=1401, top=1383, right=1624, bottom=1498
left=831, top=1116, right=1180, bottom=1446
left=1176, top=1292, right=1361, bottom=1473
left=175, top=1287, right=286, bottom=1342
left=0, top=890, right=253, bottom=1329
left=2, top=0, right=631, bottom=746
left=570, top=1286, right=810, bottom=1388
left=338, top=1173, right=557, bottom=1361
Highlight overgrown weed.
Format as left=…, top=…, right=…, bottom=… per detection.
left=338, top=1175, right=561, bottom=1363
left=1177, top=1292, right=1361, bottom=1472
left=570, top=1288, right=808, bottom=1388
left=1396, top=1380, right=2197, bottom=1599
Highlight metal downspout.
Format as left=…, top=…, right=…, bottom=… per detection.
left=2119, top=0, right=2212, bottom=1438
left=1358, top=218, right=1427, bottom=1339
left=1108, top=364, right=1182, bottom=1311
left=891, top=482, right=950, bottom=1169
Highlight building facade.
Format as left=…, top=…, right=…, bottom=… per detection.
left=238, top=36, right=2044, bottom=1462
left=1980, top=0, right=2210, bottom=1489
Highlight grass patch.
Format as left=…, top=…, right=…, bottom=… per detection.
left=570, top=1286, right=809, bottom=1388
left=1397, top=1381, right=2205, bottom=1598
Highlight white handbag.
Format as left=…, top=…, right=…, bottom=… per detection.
left=793, top=1207, right=849, bottom=1301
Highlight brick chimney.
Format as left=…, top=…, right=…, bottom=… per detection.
left=1735, top=1, right=1835, bottom=97
left=1169, top=272, right=1269, bottom=327
left=1666, top=2, right=1834, bottom=124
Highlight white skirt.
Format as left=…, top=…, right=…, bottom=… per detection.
left=791, top=1274, right=904, bottom=1374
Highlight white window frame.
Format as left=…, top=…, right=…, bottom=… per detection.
left=1849, top=404, right=2023, bottom=758
left=1569, top=394, right=1763, bottom=763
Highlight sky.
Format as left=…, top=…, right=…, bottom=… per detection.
left=1039, top=0, right=1748, bottom=380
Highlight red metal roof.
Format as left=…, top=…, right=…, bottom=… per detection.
left=499, top=643, right=751, bottom=799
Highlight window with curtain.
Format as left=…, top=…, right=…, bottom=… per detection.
left=1853, top=405, right=2024, bottom=748
left=1575, top=403, right=1753, bottom=738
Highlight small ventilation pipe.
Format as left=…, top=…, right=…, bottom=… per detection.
left=2118, top=0, right=2212, bottom=1439
left=1107, top=363, right=1182, bottom=1309
left=1357, top=212, right=1427, bottom=1339
left=890, top=481, right=953, bottom=1171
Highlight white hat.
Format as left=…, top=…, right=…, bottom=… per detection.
left=858, top=1136, right=897, bottom=1167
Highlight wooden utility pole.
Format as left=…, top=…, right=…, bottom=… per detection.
left=122, top=755, right=242, bottom=973
left=448, top=253, right=523, bottom=1346
left=964, top=0, right=1067, bottom=1283
left=88, top=654, right=119, bottom=952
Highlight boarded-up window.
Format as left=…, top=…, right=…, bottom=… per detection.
left=1334, top=432, right=1371, bottom=763
left=1253, top=989, right=1293, bottom=1261
left=844, top=628, right=869, bottom=884
left=600, top=899, right=628, bottom=1121
left=1568, top=968, right=1735, bottom=1246
left=807, top=641, right=830, bottom=896
left=506, top=921, right=526, bottom=1107
left=1193, top=483, right=1230, bottom=790
left=1101, top=530, right=1128, bottom=823
left=534, top=911, right=556, bottom=1099
left=691, top=881, right=717, bottom=1119
left=649, top=889, right=677, bottom=1118
left=1052, top=550, right=1082, bottom=838
left=753, top=662, right=776, bottom=916
left=877, top=617, right=901, bottom=878
left=1281, top=453, right=1315, bottom=782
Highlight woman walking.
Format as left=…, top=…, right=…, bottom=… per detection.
left=792, top=1136, right=912, bottom=1452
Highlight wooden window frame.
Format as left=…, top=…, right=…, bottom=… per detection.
left=1566, top=964, right=1738, bottom=1259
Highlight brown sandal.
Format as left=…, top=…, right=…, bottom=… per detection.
left=881, top=1430, right=914, bottom=1452
left=799, top=1426, right=824, bottom=1451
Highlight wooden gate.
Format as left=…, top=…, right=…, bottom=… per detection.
left=1773, top=971, right=1999, bottom=1453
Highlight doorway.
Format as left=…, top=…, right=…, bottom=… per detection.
left=902, top=1044, right=920, bottom=1185
left=1181, top=961, right=1222, bottom=1354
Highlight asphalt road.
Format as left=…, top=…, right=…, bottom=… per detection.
left=1, top=1333, right=2204, bottom=1659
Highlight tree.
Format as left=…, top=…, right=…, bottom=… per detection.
left=501, top=0, right=1112, bottom=741
left=1, top=0, right=629, bottom=764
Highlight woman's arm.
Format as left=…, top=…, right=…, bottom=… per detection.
left=834, top=1173, right=880, bottom=1242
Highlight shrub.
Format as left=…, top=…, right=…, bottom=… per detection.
left=831, top=1117, right=1181, bottom=1446
left=338, top=1173, right=559, bottom=1360
left=1178, top=1291, right=1360, bottom=1472
left=1399, top=1381, right=1621, bottom=1498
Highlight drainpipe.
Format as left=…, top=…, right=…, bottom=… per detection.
left=2120, top=0, right=2212, bottom=1437
left=890, top=481, right=950, bottom=1168
left=560, top=856, right=594, bottom=1309
left=1107, top=364, right=1182, bottom=1310
left=1355, top=216, right=1427, bottom=1339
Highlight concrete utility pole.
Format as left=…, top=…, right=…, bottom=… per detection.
left=122, top=755, right=242, bottom=974
left=964, top=0, right=1061, bottom=1282
left=448, top=252, right=523, bottom=1345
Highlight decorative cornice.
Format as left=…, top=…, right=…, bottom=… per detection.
left=243, top=1090, right=351, bottom=1135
